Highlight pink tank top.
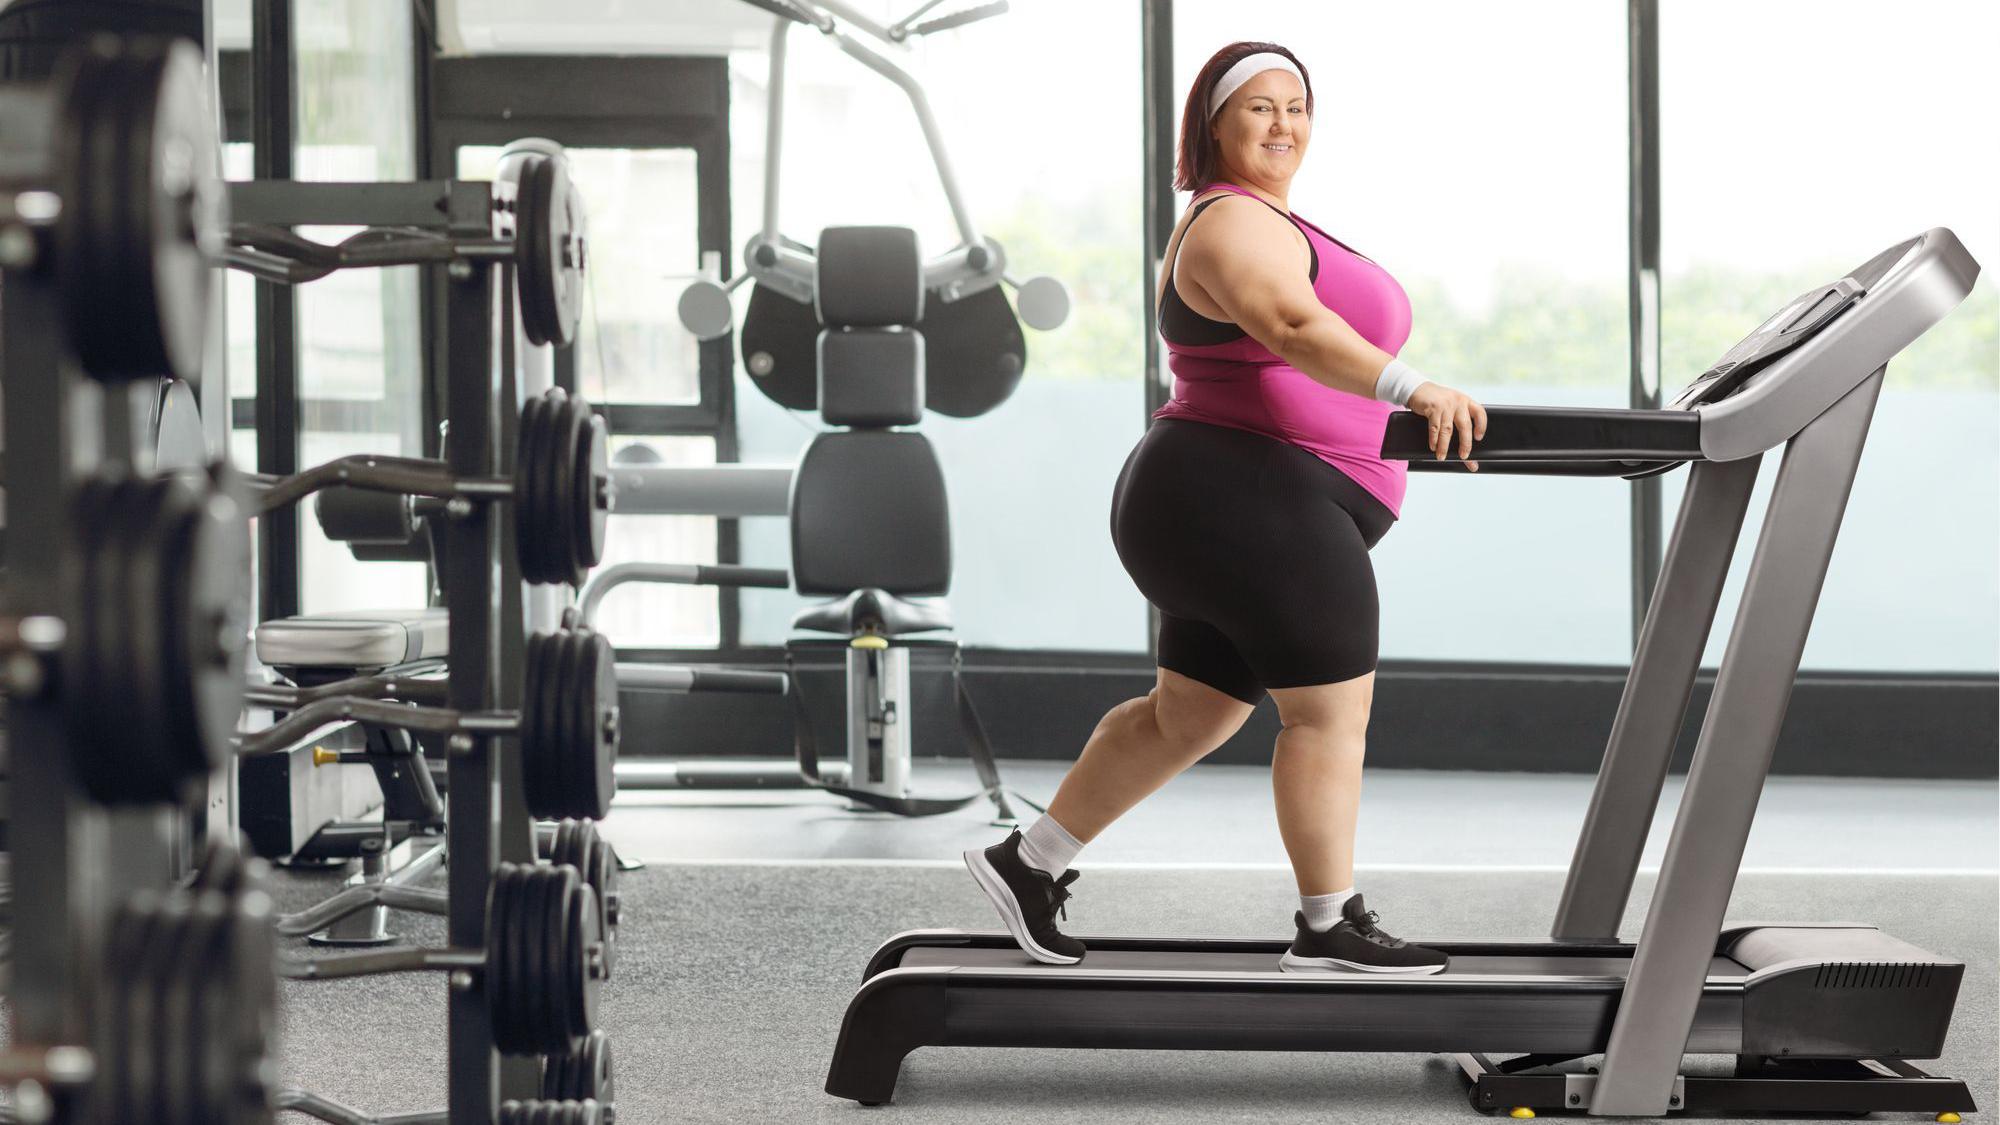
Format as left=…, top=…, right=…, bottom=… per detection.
left=1154, top=182, right=1413, bottom=517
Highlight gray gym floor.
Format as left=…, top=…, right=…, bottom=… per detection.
left=274, top=763, right=2000, bottom=1124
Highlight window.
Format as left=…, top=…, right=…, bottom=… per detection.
left=1661, top=0, right=1999, bottom=672
left=729, top=0, right=1149, bottom=651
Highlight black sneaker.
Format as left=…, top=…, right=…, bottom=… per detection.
left=963, top=831, right=1086, bottom=964
left=1278, top=894, right=1448, bottom=975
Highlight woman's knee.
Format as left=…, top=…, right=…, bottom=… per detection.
left=1144, top=670, right=1254, bottom=752
left=1270, top=674, right=1375, bottom=742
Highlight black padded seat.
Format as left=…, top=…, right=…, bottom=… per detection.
left=792, top=587, right=952, bottom=637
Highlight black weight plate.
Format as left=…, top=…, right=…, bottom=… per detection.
left=515, top=157, right=585, bottom=348
left=57, top=39, right=218, bottom=382
left=739, top=283, right=820, bottom=410
left=95, top=889, right=162, bottom=1123
left=154, top=476, right=232, bottom=784
left=571, top=407, right=609, bottom=577
left=588, top=832, right=619, bottom=973
left=541, top=866, right=578, bottom=1055
left=53, top=38, right=133, bottom=377
left=229, top=872, right=281, bottom=1125
left=514, top=391, right=553, bottom=584
left=567, top=881, right=603, bottom=1045
left=576, top=1032, right=612, bottom=1096
left=548, top=819, right=582, bottom=876
left=514, top=157, right=561, bottom=347
left=63, top=475, right=118, bottom=795
left=576, top=632, right=618, bottom=819
left=548, top=820, right=614, bottom=975
left=500, top=862, right=553, bottom=1056
left=548, top=158, right=588, bottom=347
left=917, top=283, right=1027, bottom=418
left=147, top=893, right=201, bottom=1125
left=168, top=894, right=225, bottom=1125
left=80, top=477, right=178, bottom=802
left=530, top=864, right=570, bottom=1056
left=191, top=832, right=247, bottom=897
left=122, top=478, right=194, bottom=795
left=147, top=42, right=223, bottom=382
left=549, top=394, right=586, bottom=587
left=529, top=630, right=582, bottom=820
left=530, top=629, right=573, bottom=814
left=521, top=631, right=552, bottom=799
left=545, top=1029, right=613, bottom=1104
left=164, top=476, right=250, bottom=777
left=485, top=864, right=529, bottom=1055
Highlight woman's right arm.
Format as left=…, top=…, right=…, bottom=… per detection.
left=1178, top=200, right=1487, bottom=463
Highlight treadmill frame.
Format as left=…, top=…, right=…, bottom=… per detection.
left=824, top=229, right=1985, bottom=1118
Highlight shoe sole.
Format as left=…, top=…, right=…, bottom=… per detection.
left=1278, top=951, right=1448, bottom=975
left=962, top=848, right=1083, bottom=965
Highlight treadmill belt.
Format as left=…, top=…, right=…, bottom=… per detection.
left=899, top=945, right=1749, bottom=981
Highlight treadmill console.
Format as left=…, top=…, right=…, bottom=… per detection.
left=1668, top=277, right=1865, bottom=410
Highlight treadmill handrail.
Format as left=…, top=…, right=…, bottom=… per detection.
left=1381, top=405, right=1704, bottom=463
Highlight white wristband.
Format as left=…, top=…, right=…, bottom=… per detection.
left=1373, top=357, right=1428, bottom=406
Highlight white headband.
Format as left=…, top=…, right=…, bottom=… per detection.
left=1208, top=52, right=1306, bottom=117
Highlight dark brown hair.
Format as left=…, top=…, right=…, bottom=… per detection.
left=1174, top=41, right=1314, bottom=192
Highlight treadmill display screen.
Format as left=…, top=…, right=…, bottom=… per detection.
left=1668, top=276, right=1866, bottom=410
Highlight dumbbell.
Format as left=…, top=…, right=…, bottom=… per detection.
left=0, top=469, right=253, bottom=805
left=281, top=862, right=605, bottom=1056
left=0, top=35, right=224, bottom=382
left=226, top=151, right=586, bottom=349
left=258, top=387, right=610, bottom=587
left=238, top=627, right=618, bottom=821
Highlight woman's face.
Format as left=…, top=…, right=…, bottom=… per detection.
left=1210, top=68, right=1311, bottom=188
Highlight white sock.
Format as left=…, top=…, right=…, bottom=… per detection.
left=1301, top=887, right=1358, bottom=932
left=1016, top=815, right=1083, bottom=875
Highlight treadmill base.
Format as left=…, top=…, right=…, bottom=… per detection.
left=1458, top=1053, right=1977, bottom=1118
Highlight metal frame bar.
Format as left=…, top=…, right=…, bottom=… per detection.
left=440, top=239, right=503, bottom=1121
left=1592, top=369, right=1888, bottom=1114
left=1552, top=453, right=1760, bottom=940
left=251, top=0, right=301, bottom=621
left=1, top=269, right=87, bottom=1045
left=1139, top=0, right=1173, bottom=665
left=1627, top=0, right=1665, bottom=646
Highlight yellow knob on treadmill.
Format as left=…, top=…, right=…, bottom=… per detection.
left=312, top=746, right=340, bottom=768
left=851, top=635, right=889, bottom=650
left=1509, top=1110, right=1536, bottom=1120
left=1938, top=1114, right=1961, bottom=1123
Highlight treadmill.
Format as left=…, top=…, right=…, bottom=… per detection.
left=822, top=228, right=1984, bottom=1118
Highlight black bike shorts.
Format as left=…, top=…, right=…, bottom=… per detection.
left=1110, top=418, right=1396, bottom=704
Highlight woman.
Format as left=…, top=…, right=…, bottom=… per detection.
left=964, top=41, right=1487, bottom=974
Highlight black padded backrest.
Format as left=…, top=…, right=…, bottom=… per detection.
left=817, top=226, right=923, bottom=328
left=818, top=329, right=923, bottom=428
left=790, top=431, right=950, bottom=596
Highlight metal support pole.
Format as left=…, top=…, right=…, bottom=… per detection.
left=1592, top=369, right=1886, bottom=1115
left=1, top=280, right=90, bottom=1046
left=252, top=0, right=302, bottom=621
left=441, top=254, right=500, bottom=1123
left=1626, top=0, right=1664, bottom=645
left=1552, top=455, right=1759, bottom=941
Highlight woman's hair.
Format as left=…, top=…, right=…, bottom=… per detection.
left=1174, top=41, right=1314, bottom=192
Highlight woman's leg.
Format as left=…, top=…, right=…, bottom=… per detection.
left=1043, top=666, right=1257, bottom=844
left=1267, top=672, right=1376, bottom=895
